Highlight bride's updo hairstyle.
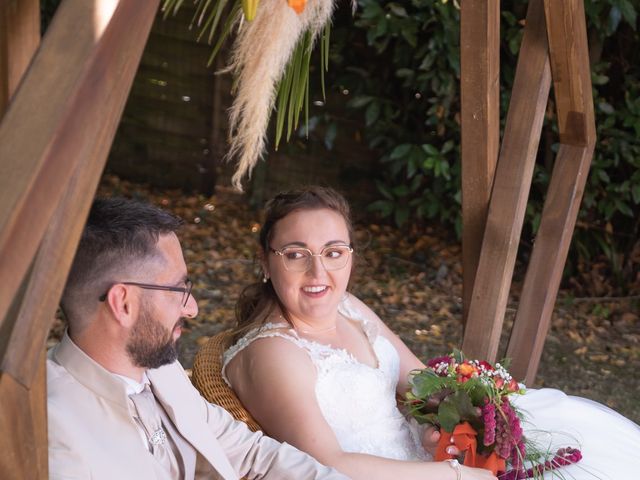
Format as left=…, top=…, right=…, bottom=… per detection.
left=233, top=186, right=354, bottom=342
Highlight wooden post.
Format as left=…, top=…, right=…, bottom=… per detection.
left=0, top=0, right=40, bottom=116
left=0, top=0, right=159, bottom=476
left=0, top=350, right=48, bottom=478
left=507, top=0, right=596, bottom=383
left=0, top=2, right=43, bottom=477
left=460, top=0, right=500, bottom=326
left=462, top=0, right=552, bottom=362
left=542, top=0, right=592, bottom=147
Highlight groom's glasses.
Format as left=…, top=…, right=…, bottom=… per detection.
left=99, top=279, right=193, bottom=307
left=269, top=244, right=353, bottom=272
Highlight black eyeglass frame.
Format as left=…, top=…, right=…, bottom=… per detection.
left=98, top=279, right=193, bottom=307
left=269, top=244, right=354, bottom=272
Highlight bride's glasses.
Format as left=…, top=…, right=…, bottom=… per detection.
left=269, top=244, right=353, bottom=272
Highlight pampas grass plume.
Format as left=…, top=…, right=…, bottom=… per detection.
left=226, top=0, right=337, bottom=190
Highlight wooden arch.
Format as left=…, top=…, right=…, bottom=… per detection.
left=459, top=0, right=595, bottom=384
left=0, top=1, right=159, bottom=476
left=0, top=0, right=594, bottom=476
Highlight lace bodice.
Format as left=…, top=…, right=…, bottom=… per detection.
left=222, top=296, right=429, bottom=461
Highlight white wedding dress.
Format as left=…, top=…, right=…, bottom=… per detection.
left=222, top=297, right=640, bottom=479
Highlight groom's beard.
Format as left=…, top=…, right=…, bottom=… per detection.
left=126, top=304, right=180, bottom=369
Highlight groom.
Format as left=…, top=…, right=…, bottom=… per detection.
left=48, top=197, right=347, bottom=480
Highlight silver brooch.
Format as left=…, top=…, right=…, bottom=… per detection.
left=149, top=428, right=167, bottom=446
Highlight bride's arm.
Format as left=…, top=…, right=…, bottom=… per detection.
left=226, top=335, right=494, bottom=480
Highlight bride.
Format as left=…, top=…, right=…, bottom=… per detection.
left=221, top=186, right=640, bottom=480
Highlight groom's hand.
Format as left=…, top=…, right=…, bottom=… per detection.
left=421, top=426, right=460, bottom=458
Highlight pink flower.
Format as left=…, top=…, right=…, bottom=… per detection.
left=482, top=402, right=497, bottom=446
left=510, top=439, right=526, bottom=472
left=499, top=447, right=582, bottom=480
left=494, top=399, right=522, bottom=459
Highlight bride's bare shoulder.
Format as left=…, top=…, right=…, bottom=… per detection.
left=229, top=331, right=317, bottom=412
left=233, top=330, right=313, bottom=376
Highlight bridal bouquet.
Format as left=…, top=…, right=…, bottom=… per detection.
left=405, top=350, right=582, bottom=478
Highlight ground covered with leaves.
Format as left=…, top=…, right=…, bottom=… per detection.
left=51, top=176, right=640, bottom=424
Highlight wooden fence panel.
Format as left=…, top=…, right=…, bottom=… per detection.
left=107, top=5, right=221, bottom=192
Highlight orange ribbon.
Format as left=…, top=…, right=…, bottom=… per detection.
left=475, top=451, right=506, bottom=475
left=288, top=0, right=307, bottom=14
left=435, top=422, right=506, bottom=475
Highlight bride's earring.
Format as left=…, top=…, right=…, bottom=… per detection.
left=262, top=274, right=269, bottom=283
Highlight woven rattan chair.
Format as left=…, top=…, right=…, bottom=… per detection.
left=192, top=329, right=262, bottom=432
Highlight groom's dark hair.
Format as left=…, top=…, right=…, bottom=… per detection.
left=61, top=197, right=182, bottom=329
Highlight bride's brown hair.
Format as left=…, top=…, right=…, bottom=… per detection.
left=232, top=186, right=354, bottom=342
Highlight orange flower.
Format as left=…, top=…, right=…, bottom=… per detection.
left=456, top=362, right=478, bottom=383
left=457, top=362, right=477, bottom=377
left=288, top=0, right=307, bottom=14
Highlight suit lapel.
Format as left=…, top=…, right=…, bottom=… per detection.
left=54, top=334, right=238, bottom=479
left=50, top=334, right=174, bottom=480
left=149, top=363, right=238, bottom=480
left=52, top=333, right=132, bottom=412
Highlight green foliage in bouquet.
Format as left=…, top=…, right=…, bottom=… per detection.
left=406, top=350, right=522, bottom=434
left=404, top=351, right=584, bottom=478
left=405, top=349, right=530, bottom=470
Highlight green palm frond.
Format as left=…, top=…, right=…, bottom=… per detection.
left=161, top=0, right=241, bottom=67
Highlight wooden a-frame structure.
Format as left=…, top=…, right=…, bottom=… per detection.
left=0, top=0, right=594, bottom=476
left=459, top=0, right=595, bottom=381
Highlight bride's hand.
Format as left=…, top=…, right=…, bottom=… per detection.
left=421, top=427, right=461, bottom=458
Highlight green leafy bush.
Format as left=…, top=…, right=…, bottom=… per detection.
left=320, top=0, right=639, bottom=293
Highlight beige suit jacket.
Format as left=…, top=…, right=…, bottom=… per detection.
left=47, top=334, right=348, bottom=480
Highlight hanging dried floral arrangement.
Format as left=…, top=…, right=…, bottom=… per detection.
left=162, top=0, right=354, bottom=190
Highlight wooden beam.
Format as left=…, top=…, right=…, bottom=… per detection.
left=507, top=145, right=594, bottom=382
left=0, top=3, right=43, bottom=477
left=508, top=0, right=596, bottom=383
left=0, top=0, right=160, bottom=379
left=1, top=134, right=112, bottom=386
left=0, top=0, right=40, bottom=116
left=0, top=351, right=48, bottom=479
left=460, top=0, right=500, bottom=325
left=543, top=0, right=593, bottom=146
left=0, top=0, right=159, bottom=474
left=462, top=0, right=552, bottom=361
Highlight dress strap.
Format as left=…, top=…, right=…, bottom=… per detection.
left=338, top=293, right=379, bottom=344
left=221, top=322, right=301, bottom=387
left=223, top=295, right=380, bottom=387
